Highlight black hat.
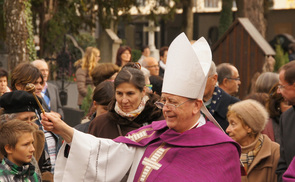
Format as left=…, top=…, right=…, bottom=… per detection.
left=0, top=90, right=42, bottom=114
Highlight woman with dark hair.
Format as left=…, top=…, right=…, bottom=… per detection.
left=116, top=46, right=132, bottom=67
left=11, top=63, right=44, bottom=97
left=75, top=81, right=115, bottom=133
left=0, top=68, right=10, bottom=96
left=88, top=65, right=164, bottom=139
left=262, top=83, right=291, bottom=143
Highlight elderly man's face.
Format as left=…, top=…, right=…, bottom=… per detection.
left=146, top=58, right=159, bottom=76
left=278, top=70, right=295, bottom=105
left=161, top=93, right=201, bottom=133
left=226, top=66, right=241, bottom=95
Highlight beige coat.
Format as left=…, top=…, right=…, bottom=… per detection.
left=241, top=134, right=280, bottom=182
left=76, top=67, right=93, bottom=106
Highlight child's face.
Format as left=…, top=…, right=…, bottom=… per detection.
left=6, top=132, right=35, bottom=166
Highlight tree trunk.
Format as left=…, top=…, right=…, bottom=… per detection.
left=39, top=0, right=58, bottom=58
left=218, top=0, right=233, bottom=38
left=4, top=0, right=30, bottom=71
left=182, top=0, right=194, bottom=40
left=237, top=0, right=266, bottom=38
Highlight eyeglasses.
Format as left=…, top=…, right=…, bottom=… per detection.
left=154, top=99, right=192, bottom=110
left=146, top=65, right=159, bottom=69
left=278, top=84, right=287, bottom=89
left=227, top=77, right=240, bottom=81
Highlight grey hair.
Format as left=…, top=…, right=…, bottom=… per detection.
left=208, top=61, right=217, bottom=76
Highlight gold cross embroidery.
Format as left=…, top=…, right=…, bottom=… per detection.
left=139, top=143, right=171, bottom=182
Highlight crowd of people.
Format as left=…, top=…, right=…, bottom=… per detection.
left=0, top=32, right=295, bottom=182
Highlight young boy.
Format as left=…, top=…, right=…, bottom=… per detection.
left=0, top=119, right=41, bottom=182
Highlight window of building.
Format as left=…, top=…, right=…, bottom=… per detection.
left=204, top=0, right=219, bottom=8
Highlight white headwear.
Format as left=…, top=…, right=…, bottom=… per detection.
left=162, top=33, right=212, bottom=99
left=162, top=33, right=223, bottom=131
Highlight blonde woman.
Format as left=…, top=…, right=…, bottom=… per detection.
left=75, top=47, right=100, bottom=108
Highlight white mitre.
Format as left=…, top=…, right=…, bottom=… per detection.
left=162, top=32, right=211, bottom=99
left=162, top=33, right=223, bottom=131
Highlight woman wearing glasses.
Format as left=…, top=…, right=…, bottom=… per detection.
left=88, top=64, right=164, bottom=139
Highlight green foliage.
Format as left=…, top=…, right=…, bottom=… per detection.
left=218, top=0, right=233, bottom=38
left=81, top=85, right=93, bottom=116
left=131, top=49, right=141, bottom=62
left=24, top=0, right=37, bottom=61
left=274, top=44, right=289, bottom=72
left=40, top=0, right=86, bottom=56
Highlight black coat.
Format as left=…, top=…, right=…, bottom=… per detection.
left=211, top=88, right=240, bottom=131
left=276, top=106, right=295, bottom=182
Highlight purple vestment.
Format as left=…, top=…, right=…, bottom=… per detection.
left=283, top=156, right=295, bottom=182
left=114, top=120, right=241, bottom=182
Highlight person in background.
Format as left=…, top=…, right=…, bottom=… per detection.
left=88, top=65, right=164, bottom=139
left=32, top=59, right=64, bottom=119
left=0, top=119, right=41, bottom=182
left=255, top=72, right=279, bottom=94
left=11, top=63, right=44, bottom=97
left=216, top=63, right=241, bottom=96
left=116, top=46, right=132, bottom=67
left=276, top=61, right=295, bottom=181
left=141, top=57, right=160, bottom=76
left=159, top=46, right=168, bottom=78
left=41, top=33, right=241, bottom=181
left=137, top=45, right=150, bottom=65
left=0, top=68, right=10, bottom=96
left=74, top=81, right=114, bottom=133
left=90, top=63, right=119, bottom=87
left=74, top=47, right=100, bottom=108
left=262, top=83, right=291, bottom=144
left=203, top=61, right=240, bottom=131
left=288, top=43, right=295, bottom=62
left=226, top=99, right=280, bottom=182
left=149, top=75, right=163, bottom=96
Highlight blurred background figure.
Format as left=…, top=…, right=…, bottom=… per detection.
left=32, top=59, right=64, bottom=119
left=91, top=63, right=119, bottom=87
left=74, top=47, right=100, bottom=108
left=137, top=45, right=150, bottom=65
left=88, top=66, right=164, bottom=139
left=288, top=43, right=295, bottom=62
left=0, top=68, right=10, bottom=96
left=159, top=46, right=168, bottom=78
left=74, top=81, right=115, bottom=133
left=255, top=72, right=279, bottom=93
left=262, top=83, right=291, bottom=144
left=226, top=99, right=280, bottom=182
left=216, top=63, right=241, bottom=96
left=141, top=57, right=160, bottom=76
left=149, top=75, right=163, bottom=96
left=116, top=46, right=132, bottom=67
